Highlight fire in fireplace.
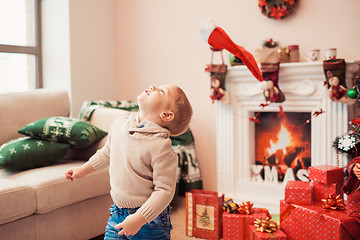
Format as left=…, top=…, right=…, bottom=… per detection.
left=253, top=112, right=311, bottom=183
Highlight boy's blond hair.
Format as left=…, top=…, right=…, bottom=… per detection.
left=167, top=87, right=193, bottom=136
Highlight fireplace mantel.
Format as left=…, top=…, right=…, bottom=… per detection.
left=216, top=61, right=352, bottom=213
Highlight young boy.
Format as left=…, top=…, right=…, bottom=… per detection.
left=65, top=85, right=192, bottom=239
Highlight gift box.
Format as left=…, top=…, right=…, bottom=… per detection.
left=249, top=224, right=287, bottom=240
left=308, top=165, right=344, bottom=184
left=222, top=208, right=270, bottom=240
left=280, top=199, right=359, bottom=240
left=185, top=190, right=224, bottom=239
left=347, top=190, right=360, bottom=218
left=312, top=181, right=343, bottom=202
left=284, top=181, right=312, bottom=205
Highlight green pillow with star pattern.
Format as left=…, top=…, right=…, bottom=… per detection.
left=18, top=116, right=108, bottom=148
left=0, top=137, right=69, bottom=171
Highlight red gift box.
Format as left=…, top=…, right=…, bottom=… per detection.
left=308, top=165, right=344, bottom=184
left=249, top=224, right=287, bottom=240
left=185, top=190, right=224, bottom=239
left=347, top=190, right=360, bottom=218
left=312, top=181, right=343, bottom=202
left=222, top=208, right=270, bottom=240
left=280, top=199, right=358, bottom=240
left=284, top=181, right=312, bottom=205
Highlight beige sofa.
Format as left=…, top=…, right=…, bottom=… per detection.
left=0, top=89, right=126, bottom=240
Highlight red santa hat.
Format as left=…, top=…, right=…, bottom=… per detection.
left=199, top=19, right=263, bottom=82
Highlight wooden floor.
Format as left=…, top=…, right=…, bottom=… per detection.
left=170, top=196, right=202, bottom=240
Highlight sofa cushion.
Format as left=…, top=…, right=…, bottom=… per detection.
left=0, top=179, right=36, bottom=225
left=0, top=137, right=69, bottom=171
left=18, top=116, right=108, bottom=148
left=0, top=159, right=110, bottom=214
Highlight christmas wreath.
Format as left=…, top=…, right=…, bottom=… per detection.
left=258, top=0, right=298, bottom=20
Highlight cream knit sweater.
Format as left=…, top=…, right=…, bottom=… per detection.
left=88, top=112, right=177, bottom=222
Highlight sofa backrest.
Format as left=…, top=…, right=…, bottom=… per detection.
left=0, top=89, right=70, bottom=146
left=63, top=107, right=130, bottom=161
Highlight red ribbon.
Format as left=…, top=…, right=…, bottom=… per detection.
left=351, top=118, right=360, bottom=134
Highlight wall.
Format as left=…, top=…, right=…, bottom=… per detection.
left=41, top=0, right=71, bottom=96
left=69, top=0, right=118, bottom=116
left=114, top=0, right=360, bottom=192
left=42, top=0, right=118, bottom=116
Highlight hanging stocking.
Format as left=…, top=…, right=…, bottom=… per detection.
left=259, top=62, right=285, bottom=103
left=323, top=59, right=356, bottom=105
left=207, top=48, right=229, bottom=104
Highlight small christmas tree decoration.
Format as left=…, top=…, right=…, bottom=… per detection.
left=199, top=207, right=211, bottom=227
left=333, top=117, right=360, bottom=165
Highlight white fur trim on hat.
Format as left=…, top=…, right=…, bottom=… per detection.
left=199, top=18, right=217, bottom=43
left=259, top=81, right=270, bottom=90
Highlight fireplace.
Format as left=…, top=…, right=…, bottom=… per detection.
left=216, top=61, right=351, bottom=213
left=254, top=112, right=311, bottom=183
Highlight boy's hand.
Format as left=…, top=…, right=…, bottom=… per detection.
left=354, top=163, right=360, bottom=180
left=65, top=162, right=95, bottom=181
left=115, top=212, right=147, bottom=237
left=65, top=167, right=87, bottom=181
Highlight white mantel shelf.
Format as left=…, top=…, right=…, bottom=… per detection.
left=216, top=61, right=354, bottom=213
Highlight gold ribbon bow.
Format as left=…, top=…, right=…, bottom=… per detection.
left=254, top=217, right=278, bottom=233
left=321, top=194, right=346, bottom=210
left=238, top=201, right=254, bottom=215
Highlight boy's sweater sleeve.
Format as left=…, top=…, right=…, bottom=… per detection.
left=88, top=130, right=111, bottom=170
left=137, top=150, right=178, bottom=222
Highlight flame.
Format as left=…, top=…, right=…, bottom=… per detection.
left=267, top=123, right=292, bottom=156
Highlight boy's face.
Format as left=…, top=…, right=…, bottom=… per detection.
left=137, top=85, right=178, bottom=115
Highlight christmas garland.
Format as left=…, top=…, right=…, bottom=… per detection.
left=258, top=0, right=298, bottom=20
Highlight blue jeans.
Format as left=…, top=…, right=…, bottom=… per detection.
left=104, top=204, right=172, bottom=240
